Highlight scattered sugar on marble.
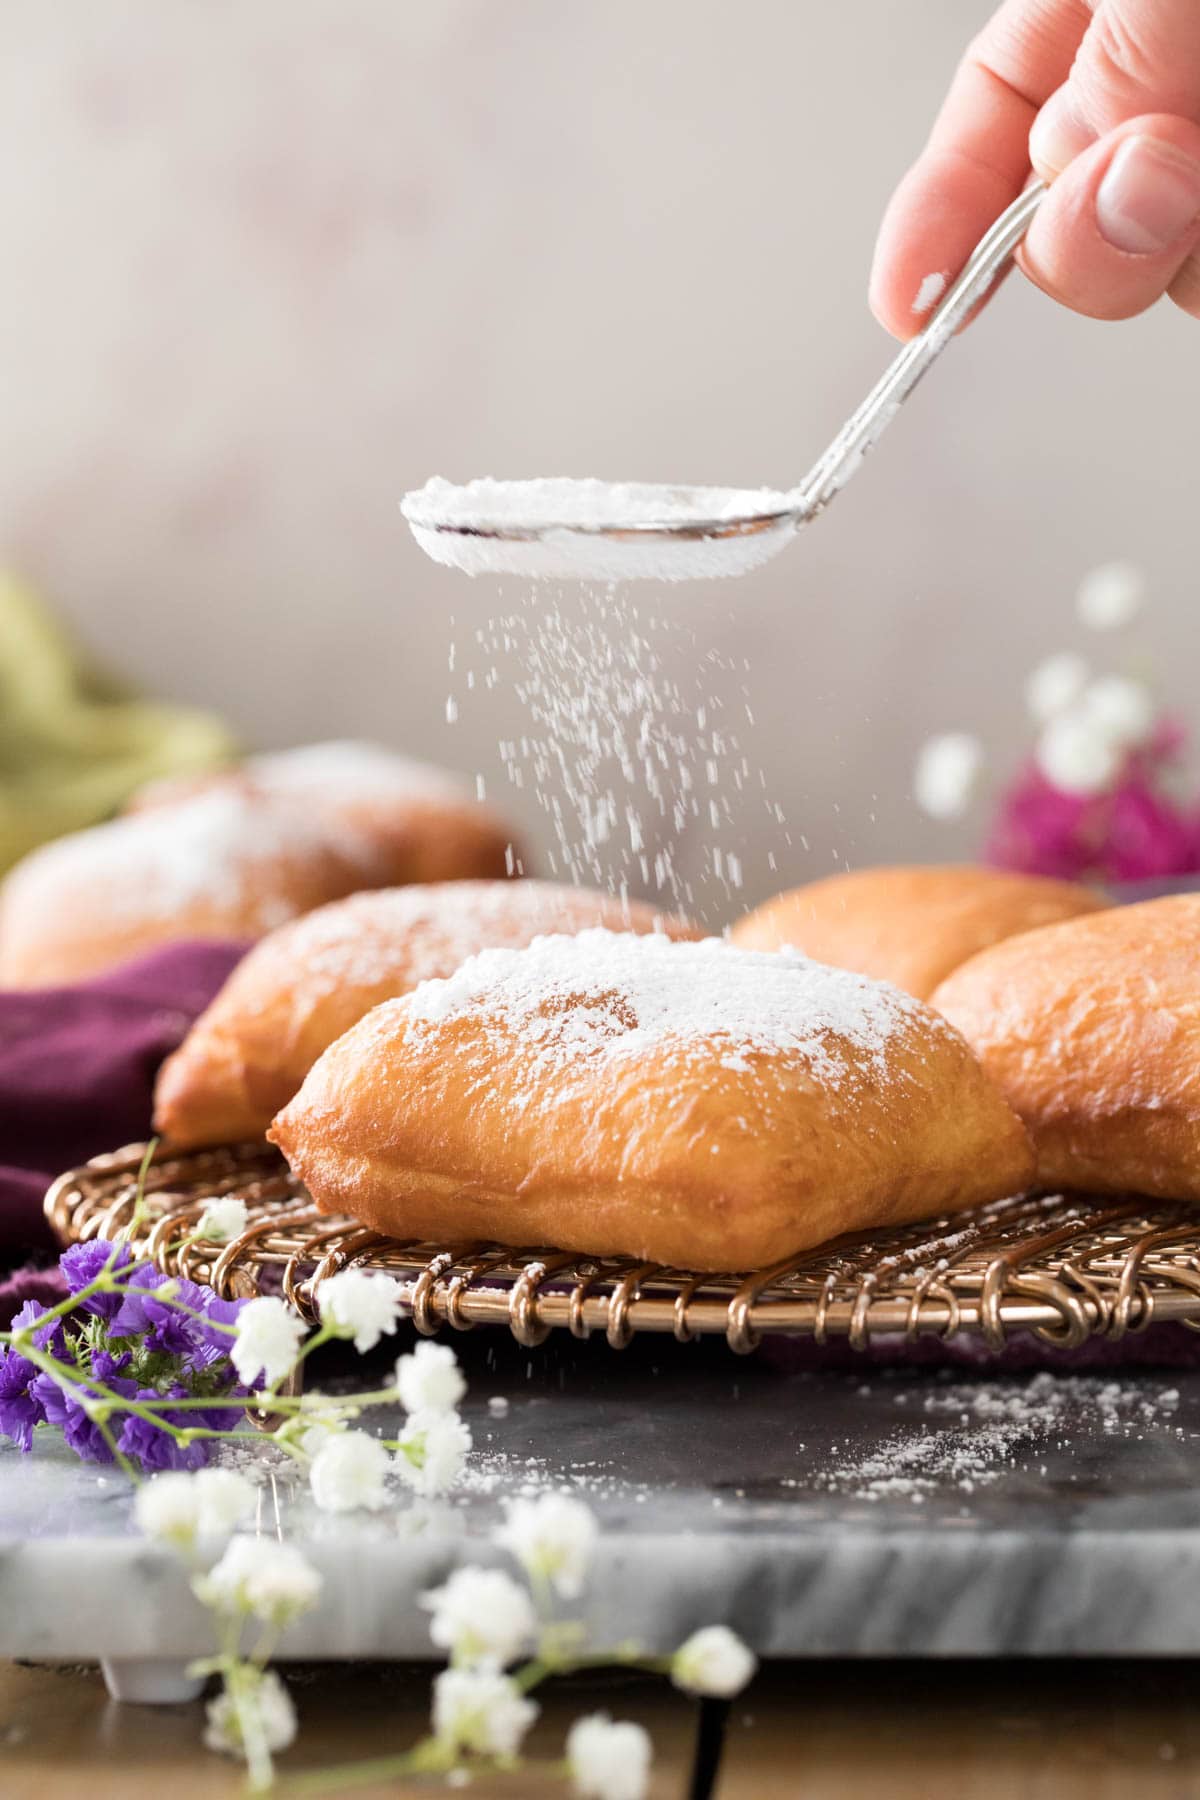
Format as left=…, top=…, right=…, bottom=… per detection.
left=806, top=1374, right=1184, bottom=1504
left=457, top=1448, right=648, bottom=1506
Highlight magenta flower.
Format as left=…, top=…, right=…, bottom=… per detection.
left=987, top=711, right=1200, bottom=884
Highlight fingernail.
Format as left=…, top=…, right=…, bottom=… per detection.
left=1096, top=135, right=1200, bottom=254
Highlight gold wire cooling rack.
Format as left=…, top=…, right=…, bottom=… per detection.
left=43, top=1140, right=1200, bottom=1356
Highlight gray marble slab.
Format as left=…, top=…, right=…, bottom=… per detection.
left=3, top=1328, right=1200, bottom=1682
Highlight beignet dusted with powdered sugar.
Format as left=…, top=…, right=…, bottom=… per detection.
left=269, top=929, right=1034, bottom=1271
left=1, top=742, right=523, bottom=992
left=0, top=787, right=390, bottom=991
left=155, top=881, right=700, bottom=1148
left=931, top=894, right=1200, bottom=1200
left=730, top=865, right=1107, bottom=1001
left=127, top=740, right=518, bottom=889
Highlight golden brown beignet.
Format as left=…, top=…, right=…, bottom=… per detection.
left=127, top=740, right=518, bottom=886
left=270, top=929, right=1034, bottom=1271
left=154, top=881, right=700, bottom=1148
left=931, top=894, right=1200, bottom=1199
left=730, top=865, right=1107, bottom=1000
left=0, top=787, right=393, bottom=991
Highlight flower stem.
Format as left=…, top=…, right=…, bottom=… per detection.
left=276, top=1738, right=453, bottom=1795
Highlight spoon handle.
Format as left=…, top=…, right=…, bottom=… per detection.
left=794, top=179, right=1047, bottom=521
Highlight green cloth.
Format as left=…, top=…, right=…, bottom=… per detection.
left=0, top=573, right=237, bottom=873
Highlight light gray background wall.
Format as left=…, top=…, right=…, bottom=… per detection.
left=0, top=1, right=1195, bottom=923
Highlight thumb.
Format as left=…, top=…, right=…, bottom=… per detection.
left=1030, top=0, right=1200, bottom=179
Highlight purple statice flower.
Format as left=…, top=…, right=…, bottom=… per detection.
left=59, top=1241, right=133, bottom=1321
left=10, top=1299, right=67, bottom=1362
left=110, top=1268, right=204, bottom=1357
left=116, top=1385, right=213, bottom=1472
left=92, top=1349, right=132, bottom=1381
left=182, top=1293, right=248, bottom=1373
left=30, top=1372, right=138, bottom=1465
left=0, top=1344, right=43, bottom=1452
left=110, top=1271, right=247, bottom=1370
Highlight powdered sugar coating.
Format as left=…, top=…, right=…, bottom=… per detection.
left=3, top=786, right=371, bottom=930
left=401, top=927, right=934, bottom=1089
left=261, top=883, right=691, bottom=1002
left=243, top=741, right=473, bottom=808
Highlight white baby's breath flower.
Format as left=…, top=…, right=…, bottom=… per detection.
left=194, top=1198, right=249, bottom=1244
left=135, top=1472, right=204, bottom=1549
left=135, top=1468, right=257, bottom=1550
left=297, top=1418, right=345, bottom=1460
left=309, top=1429, right=390, bottom=1514
left=192, top=1469, right=260, bottom=1539
left=193, top=1535, right=322, bottom=1625
left=1025, top=651, right=1089, bottom=723
left=396, top=1408, right=472, bottom=1497
left=432, top=1667, right=538, bottom=1758
left=1035, top=711, right=1123, bottom=796
left=395, top=1339, right=466, bottom=1415
left=913, top=732, right=983, bottom=820
left=567, top=1712, right=652, bottom=1800
left=671, top=1625, right=757, bottom=1697
left=318, top=1268, right=406, bottom=1353
left=231, top=1297, right=307, bottom=1389
left=204, top=1669, right=297, bottom=1759
left=495, top=1494, right=598, bottom=1601
left=1076, top=560, right=1146, bottom=631
left=1080, top=675, right=1155, bottom=748
left=420, top=1565, right=536, bottom=1669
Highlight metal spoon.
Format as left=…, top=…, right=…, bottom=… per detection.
left=403, top=182, right=1045, bottom=583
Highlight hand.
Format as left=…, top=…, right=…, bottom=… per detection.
left=870, top=0, right=1200, bottom=337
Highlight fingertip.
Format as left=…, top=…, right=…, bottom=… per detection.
left=869, top=152, right=1025, bottom=340
left=1168, top=246, right=1200, bottom=319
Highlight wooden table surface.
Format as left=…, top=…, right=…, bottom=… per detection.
left=4, top=1658, right=1200, bottom=1799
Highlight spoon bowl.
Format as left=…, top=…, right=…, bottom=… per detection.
left=404, top=183, right=1045, bottom=583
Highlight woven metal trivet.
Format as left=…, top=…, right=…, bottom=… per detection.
left=44, top=1142, right=1200, bottom=1355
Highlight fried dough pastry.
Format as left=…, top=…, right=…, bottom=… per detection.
left=730, top=865, right=1107, bottom=999
left=932, top=894, right=1200, bottom=1199
left=154, top=882, right=699, bottom=1147
left=127, top=739, right=517, bottom=887
left=271, top=929, right=1034, bottom=1270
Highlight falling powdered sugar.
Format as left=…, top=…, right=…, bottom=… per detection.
left=401, top=927, right=928, bottom=1092
left=450, top=584, right=785, bottom=921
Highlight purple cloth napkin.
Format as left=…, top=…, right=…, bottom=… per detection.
left=0, top=941, right=246, bottom=1320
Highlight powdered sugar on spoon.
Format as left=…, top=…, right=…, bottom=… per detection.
left=401, top=186, right=1044, bottom=583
